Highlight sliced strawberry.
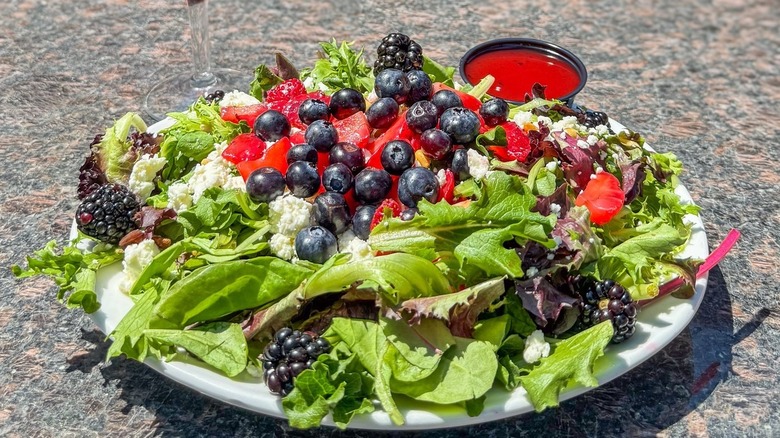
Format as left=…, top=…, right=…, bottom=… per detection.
left=289, top=129, right=306, bottom=145
left=283, top=91, right=331, bottom=130
left=220, top=103, right=267, bottom=126
left=222, top=133, right=267, bottom=164
left=316, top=151, right=330, bottom=175
left=237, top=137, right=293, bottom=180
left=431, top=83, right=482, bottom=112
left=332, top=111, right=371, bottom=149
left=575, top=172, right=625, bottom=225
left=369, top=198, right=403, bottom=229
left=265, top=78, right=306, bottom=104
left=369, top=110, right=412, bottom=156
left=437, top=169, right=455, bottom=204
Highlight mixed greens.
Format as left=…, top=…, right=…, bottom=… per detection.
left=12, top=38, right=704, bottom=429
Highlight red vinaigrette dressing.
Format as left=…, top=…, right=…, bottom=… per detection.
left=463, top=48, right=582, bottom=101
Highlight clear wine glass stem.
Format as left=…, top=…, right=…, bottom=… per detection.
left=186, top=0, right=215, bottom=87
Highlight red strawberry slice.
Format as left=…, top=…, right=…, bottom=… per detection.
left=332, top=111, right=371, bottom=149
left=370, top=198, right=403, bottom=229
left=283, top=91, right=331, bottom=130
left=222, top=133, right=267, bottom=164
left=368, top=110, right=413, bottom=157
left=220, top=103, right=267, bottom=126
left=575, top=172, right=625, bottom=225
left=437, top=169, right=455, bottom=204
left=237, top=137, right=293, bottom=180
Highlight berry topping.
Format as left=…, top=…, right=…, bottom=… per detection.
left=297, top=98, right=330, bottom=125
left=254, top=110, right=291, bottom=142
left=354, top=168, right=393, bottom=205
left=329, top=88, right=366, bottom=120
left=246, top=167, right=286, bottom=203
left=374, top=32, right=423, bottom=74
left=578, top=278, right=638, bottom=344
left=397, top=167, right=440, bottom=208
left=295, top=226, right=338, bottom=264
left=450, top=148, right=470, bottom=181
left=322, top=163, right=354, bottom=194
left=419, top=128, right=452, bottom=160
left=75, top=184, right=140, bottom=244
left=366, top=97, right=400, bottom=129
left=262, top=327, right=331, bottom=396
left=313, top=191, right=352, bottom=234
left=581, top=109, right=610, bottom=129
left=374, top=68, right=411, bottom=104
left=440, top=107, right=480, bottom=144
left=204, top=89, right=225, bottom=103
left=286, top=143, right=319, bottom=165
left=405, top=100, right=439, bottom=134
left=329, top=142, right=365, bottom=174
left=305, top=120, right=339, bottom=152
left=405, top=70, right=433, bottom=104
left=430, top=89, right=463, bottom=116
left=380, top=140, right=415, bottom=175
left=479, top=98, right=509, bottom=126
left=265, top=78, right=306, bottom=103
left=285, top=161, right=321, bottom=198
left=370, top=198, right=403, bottom=229
left=351, top=204, right=377, bottom=240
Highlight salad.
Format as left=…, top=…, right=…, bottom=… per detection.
left=13, top=34, right=709, bottom=429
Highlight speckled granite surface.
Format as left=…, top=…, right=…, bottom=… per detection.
left=1, top=0, right=778, bottom=436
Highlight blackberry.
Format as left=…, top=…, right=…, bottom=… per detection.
left=261, top=327, right=331, bottom=396
left=75, top=184, right=140, bottom=244
left=374, top=32, right=423, bottom=75
left=578, top=278, right=638, bottom=343
left=581, top=109, right=610, bottom=129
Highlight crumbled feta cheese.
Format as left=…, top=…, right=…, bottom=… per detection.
left=546, top=253, right=555, bottom=260
left=119, top=239, right=160, bottom=294
left=545, top=160, right=558, bottom=171
left=552, top=116, right=580, bottom=132
left=549, top=203, right=562, bottom=218
left=338, top=230, right=374, bottom=260
left=587, top=135, right=599, bottom=146
left=205, top=141, right=229, bottom=162
left=466, top=149, right=490, bottom=180
left=596, top=125, right=610, bottom=136
left=268, top=194, right=314, bottom=236
left=219, top=91, right=261, bottom=108
left=513, top=111, right=534, bottom=126
left=590, top=173, right=597, bottom=180
left=188, top=157, right=234, bottom=202
left=128, top=154, right=167, bottom=201
left=303, top=77, right=315, bottom=90
left=167, top=182, right=193, bottom=212
left=523, top=330, right=551, bottom=364
left=577, top=139, right=590, bottom=149
left=536, top=116, right=553, bottom=128
left=268, top=233, right=296, bottom=261
left=595, top=167, right=604, bottom=174
left=223, top=175, right=247, bottom=192
left=525, top=266, right=539, bottom=278
left=552, top=235, right=563, bottom=249
left=436, top=169, right=448, bottom=187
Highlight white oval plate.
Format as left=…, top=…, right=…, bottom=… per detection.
left=86, top=119, right=708, bottom=430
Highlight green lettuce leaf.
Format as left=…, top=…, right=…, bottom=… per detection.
left=519, top=321, right=613, bottom=411
left=300, top=40, right=374, bottom=94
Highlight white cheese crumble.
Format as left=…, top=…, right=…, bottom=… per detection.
left=128, top=154, right=167, bottom=202
left=188, top=156, right=234, bottom=202
left=523, top=330, right=551, bottom=364
left=466, top=149, right=490, bottom=180
left=549, top=203, right=562, bottom=218
left=587, top=135, right=599, bottom=146
left=513, top=111, right=534, bottom=126
left=223, top=175, right=247, bottom=192
left=536, top=115, right=553, bottom=128
left=119, top=239, right=160, bottom=294
left=552, top=235, right=563, bottom=249
left=338, top=230, right=374, bottom=260
left=219, top=90, right=260, bottom=108
left=577, top=139, right=590, bottom=149
left=552, top=116, right=580, bottom=132
left=545, top=160, right=558, bottom=171
left=268, top=233, right=296, bottom=261
left=167, top=182, right=193, bottom=212
left=595, top=125, right=610, bottom=136
left=269, top=194, right=314, bottom=236
left=435, top=169, right=448, bottom=187
left=526, top=266, right=539, bottom=278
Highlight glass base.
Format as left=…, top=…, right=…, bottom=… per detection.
left=142, top=68, right=252, bottom=122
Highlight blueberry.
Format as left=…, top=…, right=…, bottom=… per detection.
left=365, top=97, right=399, bottom=129
left=298, top=98, right=330, bottom=125
left=419, top=128, right=452, bottom=160
left=354, top=168, right=393, bottom=204
left=286, top=143, right=318, bottom=165
left=397, top=167, right=440, bottom=208
left=285, top=161, right=321, bottom=198
left=431, top=90, right=462, bottom=116
left=351, top=204, right=377, bottom=240
left=406, top=70, right=433, bottom=104
left=374, top=68, right=411, bottom=104
left=451, top=148, right=470, bottom=181
left=440, top=107, right=480, bottom=144
left=322, top=163, right=353, bottom=194
left=313, top=192, right=351, bottom=234
left=245, top=167, right=286, bottom=203
left=305, top=119, right=339, bottom=152
left=479, top=98, right=509, bottom=126
left=329, top=88, right=366, bottom=120
left=254, top=110, right=290, bottom=142
left=405, top=100, right=438, bottom=134
left=295, top=226, right=338, bottom=264
left=329, top=142, right=365, bottom=174
left=380, top=140, right=414, bottom=175
left=400, top=207, right=418, bottom=221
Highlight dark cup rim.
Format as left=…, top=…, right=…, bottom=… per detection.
left=458, top=38, right=588, bottom=105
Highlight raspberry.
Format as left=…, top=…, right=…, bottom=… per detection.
left=265, top=78, right=306, bottom=104
left=370, top=198, right=402, bottom=229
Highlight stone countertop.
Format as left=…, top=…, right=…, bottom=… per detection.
left=1, top=0, right=778, bottom=436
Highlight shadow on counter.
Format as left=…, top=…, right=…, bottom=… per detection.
left=65, top=266, right=770, bottom=437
